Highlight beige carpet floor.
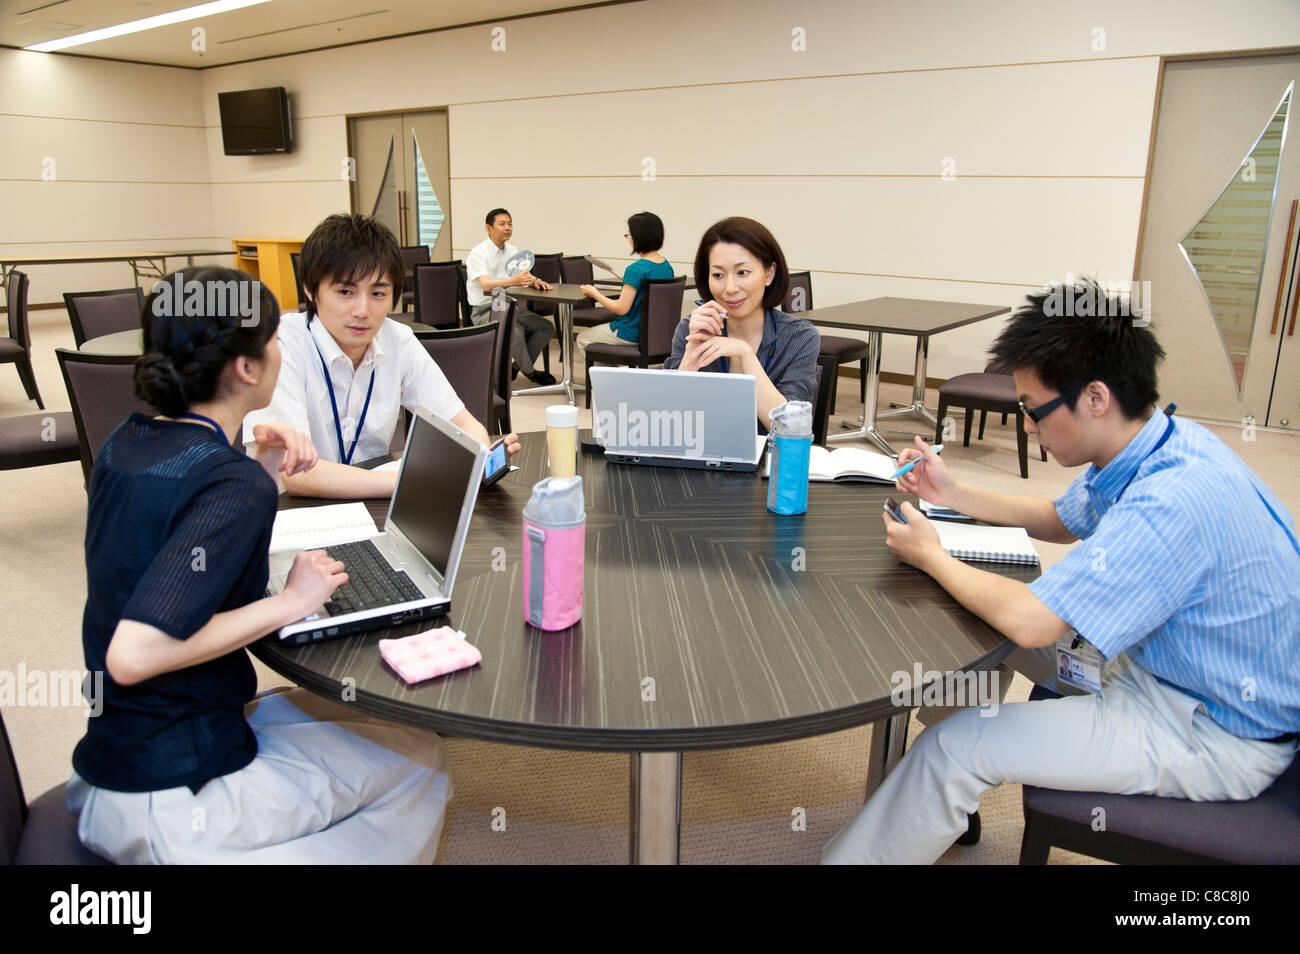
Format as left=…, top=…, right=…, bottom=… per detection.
left=3, top=305, right=1297, bottom=864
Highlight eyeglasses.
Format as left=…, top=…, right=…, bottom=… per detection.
left=1019, top=388, right=1080, bottom=423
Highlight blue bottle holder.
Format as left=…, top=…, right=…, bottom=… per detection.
left=767, top=434, right=812, bottom=515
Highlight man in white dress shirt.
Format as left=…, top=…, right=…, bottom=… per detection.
left=465, top=208, right=556, bottom=385
left=244, top=214, right=519, bottom=498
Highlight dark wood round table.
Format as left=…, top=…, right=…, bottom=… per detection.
left=252, top=432, right=1032, bottom=863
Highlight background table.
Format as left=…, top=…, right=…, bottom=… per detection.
left=803, top=298, right=1010, bottom=455
left=506, top=283, right=592, bottom=405
left=1, top=250, right=233, bottom=309
left=253, top=432, right=1032, bottom=863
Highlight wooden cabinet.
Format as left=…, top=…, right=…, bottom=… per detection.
left=231, top=238, right=303, bottom=312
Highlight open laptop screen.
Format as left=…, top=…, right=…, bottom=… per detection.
left=387, top=414, right=480, bottom=578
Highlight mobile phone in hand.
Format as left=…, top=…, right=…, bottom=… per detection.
left=482, top=438, right=510, bottom=485
left=884, top=497, right=909, bottom=524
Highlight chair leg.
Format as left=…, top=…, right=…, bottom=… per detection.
left=15, top=358, right=44, bottom=409
left=1018, top=807, right=1052, bottom=865
left=1040, top=444, right=1047, bottom=462
left=977, top=410, right=987, bottom=441
left=859, top=357, right=867, bottom=407
left=1001, top=412, right=1008, bottom=426
left=1015, top=410, right=1029, bottom=479
left=962, top=407, right=973, bottom=447
left=585, top=358, right=594, bottom=409
left=934, top=399, right=947, bottom=444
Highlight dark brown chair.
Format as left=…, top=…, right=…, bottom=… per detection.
left=812, top=353, right=837, bottom=446
left=786, top=272, right=869, bottom=416
left=290, top=251, right=306, bottom=308
left=63, top=287, right=144, bottom=349
left=584, top=276, right=685, bottom=408
left=0, top=412, right=80, bottom=471
left=486, top=297, right=517, bottom=435
left=934, top=365, right=1046, bottom=479
left=412, top=262, right=461, bottom=330
left=530, top=253, right=563, bottom=374
left=2, top=700, right=111, bottom=864
left=561, top=255, right=609, bottom=329
left=55, top=349, right=152, bottom=487
left=399, top=245, right=431, bottom=311
left=414, top=323, right=498, bottom=427
left=1019, top=684, right=1300, bottom=864
left=452, top=261, right=471, bottom=327
left=1, top=270, right=45, bottom=407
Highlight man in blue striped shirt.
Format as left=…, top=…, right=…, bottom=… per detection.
left=823, top=278, right=1300, bottom=865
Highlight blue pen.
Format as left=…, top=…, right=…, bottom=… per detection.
left=891, top=445, right=943, bottom=480
left=695, top=298, right=728, bottom=316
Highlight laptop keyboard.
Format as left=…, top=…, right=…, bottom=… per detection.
left=322, top=539, right=426, bottom=617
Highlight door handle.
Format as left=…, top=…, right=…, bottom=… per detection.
left=1271, top=199, right=1297, bottom=336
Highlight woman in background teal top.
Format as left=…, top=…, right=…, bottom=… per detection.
left=576, top=211, right=676, bottom=362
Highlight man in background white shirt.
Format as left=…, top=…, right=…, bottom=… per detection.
left=465, top=208, right=556, bottom=385
left=244, top=213, right=518, bottom=498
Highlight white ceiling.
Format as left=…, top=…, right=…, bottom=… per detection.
left=0, top=0, right=617, bottom=68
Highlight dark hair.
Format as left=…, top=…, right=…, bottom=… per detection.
left=694, top=217, right=789, bottom=310
left=135, top=266, right=280, bottom=417
left=486, top=208, right=511, bottom=227
left=299, top=213, right=403, bottom=320
left=627, top=211, right=664, bottom=254
left=988, top=277, right=1164, bottom=420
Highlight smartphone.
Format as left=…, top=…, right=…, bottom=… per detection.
left=482, top=438, right=510, bottom=485
left=883, top=497, right=909, bottom=524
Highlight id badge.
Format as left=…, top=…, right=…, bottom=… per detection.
left=1055, top=631, right=1104, bottom=694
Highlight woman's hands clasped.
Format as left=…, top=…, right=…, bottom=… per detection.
left=680, top=301, right=752, bottom=371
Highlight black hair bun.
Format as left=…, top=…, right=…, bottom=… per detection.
left=133, top=352, right=188, bottom=417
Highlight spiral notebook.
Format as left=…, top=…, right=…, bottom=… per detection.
left=933, top=523, right=1039, bottom=565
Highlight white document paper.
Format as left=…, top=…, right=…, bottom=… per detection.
left=269, top=502, right=379, bottom=553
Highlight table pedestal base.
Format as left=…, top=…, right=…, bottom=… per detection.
left=629, top=752, right=682, bottom=864
left=866, top=711, right=911, bottom=798
left=511, top=301, right=585, bottom=406
left=828, top=331, right=898, bottom=456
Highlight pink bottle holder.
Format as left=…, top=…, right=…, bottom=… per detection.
left=521, top=516, right=585, bottom=630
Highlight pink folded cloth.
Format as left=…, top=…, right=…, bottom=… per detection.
left=378, top=627, right=481, bottom=684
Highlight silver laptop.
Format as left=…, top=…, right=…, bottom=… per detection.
left=588, top=366, right=767, bottom=472
left=268, top=409, right=488, bottom=644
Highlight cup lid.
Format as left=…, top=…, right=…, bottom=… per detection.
left=546, top=404, right=579, bottom=427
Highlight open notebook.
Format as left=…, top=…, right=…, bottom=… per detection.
left=763, top=445, right=897, bottom=483
left=932, top=523, right=1040, bottom=565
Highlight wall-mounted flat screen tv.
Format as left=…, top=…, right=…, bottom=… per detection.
left=218, top=87, right=292, bottom=155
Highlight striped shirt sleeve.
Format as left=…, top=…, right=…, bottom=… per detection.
left=769, top=319, right=820, bottom=405
left=663, top=317, right=690, bottom=371
left=1028, top=489, right=1214, bottom=660
left=1053, top=472, right=1102, bottom=539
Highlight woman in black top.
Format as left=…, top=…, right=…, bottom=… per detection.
left=68, top=267, right=451, bottom=864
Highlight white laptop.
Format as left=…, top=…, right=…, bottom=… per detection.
left=267, top=409, right=488, bottom=645
left=588, top=366, right=767, bottom=472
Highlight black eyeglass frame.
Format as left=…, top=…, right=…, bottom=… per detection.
left=1020, top=387, right=1081, bottom=423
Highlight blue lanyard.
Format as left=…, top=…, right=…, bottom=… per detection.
left=178, top=412, right=224, bottom=437
left=312, top=342, right=376, bottom=466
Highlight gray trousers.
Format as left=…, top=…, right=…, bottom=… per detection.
left=821, top=656, right=1298, bottom=864
left=471, top=300, right=554, bottom=375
